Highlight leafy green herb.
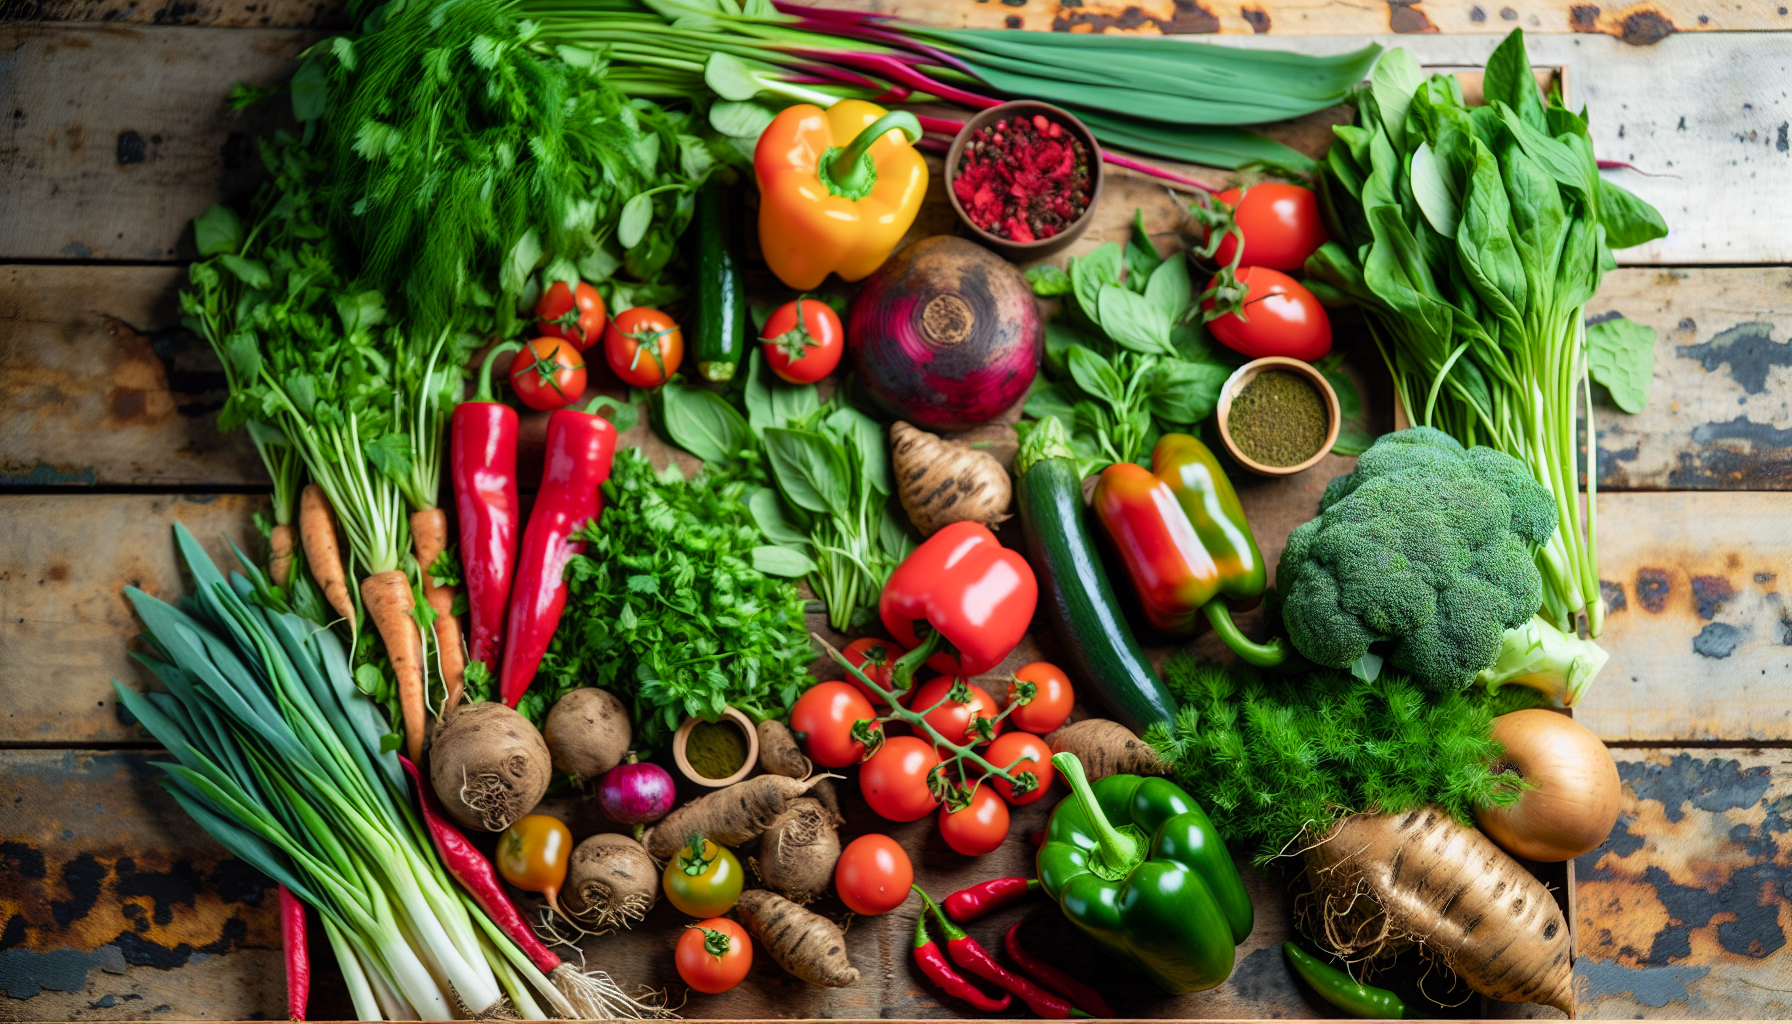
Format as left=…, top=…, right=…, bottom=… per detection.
left=1586, top=315, right=1657, bottom=414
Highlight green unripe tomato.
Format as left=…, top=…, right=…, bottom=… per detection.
left=663, top=835, right=743, bottom=918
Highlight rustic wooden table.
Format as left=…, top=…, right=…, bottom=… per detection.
left=3, top=2, right=1791, bottom=1020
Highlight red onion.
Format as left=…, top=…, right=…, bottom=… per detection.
left=847, top=236, right=1042, bottom=431
left=596, top=761, right=675, bottom=825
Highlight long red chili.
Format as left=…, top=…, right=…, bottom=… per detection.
left=1004, top=920, right=1116, bottom=1018
left=918, top=889, right=1086, bottom=1019
left=452, top=341, right=524, bottom=681
left=278, top=884, right=308, bottom=1021
left=498, top=396, right=619, bottom=707
left=944, top=877, right=1039, bottom=922
left=398, top=755, right=563, bottom=974
left=911, top=888, right=1010, bottom=1012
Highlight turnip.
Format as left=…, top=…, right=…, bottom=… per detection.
left=749, top=797, right=840, bottom=905
left=543, top=687, right=631, bottom=784
left=563, top=832, right=659, bottom=932
left=428, top=702, right=552, bottom=832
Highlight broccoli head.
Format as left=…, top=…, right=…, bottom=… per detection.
left=1277, top=428, right=1600, bottom=698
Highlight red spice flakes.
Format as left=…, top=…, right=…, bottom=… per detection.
left=952, top=114, right=1093, bottom=243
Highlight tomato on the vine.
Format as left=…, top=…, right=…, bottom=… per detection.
left=790, top=681, right=877, bottom=768
left=1007, top=662, right=1073, bottom=735
left=939, top=783, right=1010, bottom=856
left=508, top=338, right=587, bottom=411
left=535, top=280, right=608, bottom=351
left=663, top=837, right=743, bottom=918
left=911, top=677, right=1002, bottom=751
left=676, top=918, right=752, bottom=994
left=859, top=736, right=941, bottom=822
left=984, top=731, right=1054, bottom=806
left=835, top=834, right=913, bottom=915
left=1207, top=183, right=1329, bottom=272
left=761, top=298, right=844, bottom=384
left=843, top=637, right=910, bottom=708
left=1203, top=267, right=1333, bottom=362
left=604, top=307, right=683, bottom=388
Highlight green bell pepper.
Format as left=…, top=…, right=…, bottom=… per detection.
left=1037, top=752, right=1253, bottom=994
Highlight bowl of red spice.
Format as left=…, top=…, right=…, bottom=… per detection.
left=946, top=100, right=1102, bottom=261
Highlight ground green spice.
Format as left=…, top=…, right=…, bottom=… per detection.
left=1227, top=369, right=1329, bottom=467
left=686, top=719, right=748, bottom=779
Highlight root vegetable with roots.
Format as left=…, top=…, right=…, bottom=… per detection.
left=563, top=832, right=660, bottom=933
left=430, top=702, right=553, bottom=832
left=750, top=797, right=841, bottom=905
left=641, top=773, right=835, bottom=863
left=1047, top=718, right=1172, bottom=782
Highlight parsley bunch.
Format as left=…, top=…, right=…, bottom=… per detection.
left=530, top=448, right=814, bottom=751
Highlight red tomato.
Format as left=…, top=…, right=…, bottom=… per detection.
left=939, top=783, right=1010, bottom=856
left=535, top=280, right=608, bottom=351
left=1210, top=183, right=1329, bottom=272
left=604, top=307, right=683, bottom=388
left=675, top=917, right=752, bottom=994
left=859, top=736, right=941, bottom=822
left=910, top=677, right=1002, bottom=751
left=789, top=681, right=877, bottom=768
left=761, top=298, right=844, bottom=384
left=984, top=731, right=1054, bottom=806
left=1007, top=662, right=1073, bottom=735
left=835, top=834, right=913, bottom=915
left=844, top=637, right=911, bottom=708
left=508, top=338, right=587, bottom=411
left=1203, top=268, right=1333, bottom=362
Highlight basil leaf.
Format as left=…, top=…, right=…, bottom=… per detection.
left=1044, top=321, right=1095, bottom=379
left=879, top=502, right=916, bottom=561
left=1027, top=265, right=1073, bottom=297
left=770, top=375, right=819, bottom=427
left=764, top=427, right=851, bottom=518
left=1098, top=284, right=1171, bottom=355
left=1071, top=243, right=1123, bottom=326
left=753, top=545, right=817, bottom=578
left=1587, top=315, right=1656, bottom=414
left=1124, top=209, right=1163, bottom=293
left=663, top=384, right=751, bottom=462
left=1025, top=382, right=1078, bottom=424
left=1067, top=344, right=1124, bottom=406
left=827, top=405, right=890, bottom=497
left=1147, top=359, right=1230, bottom=425
left=748, top=487, right=809, bottom=546
left=744, top=350, right=775, bottom=436
left=1144, top=252, right=1192, bottom=326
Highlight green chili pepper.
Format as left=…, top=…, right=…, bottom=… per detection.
left=1282, top=942, right=1406, bottom=1019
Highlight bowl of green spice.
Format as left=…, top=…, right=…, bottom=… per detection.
left=1216, top=356, right=1341, bottom=476
left=672, top=706, right=760, bottom=787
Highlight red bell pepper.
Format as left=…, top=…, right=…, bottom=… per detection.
left=452, top=342, right=523, bottom=678
left=498, top=395, right=619, bottom=707
left=879, top=521, right=1036, bottom=687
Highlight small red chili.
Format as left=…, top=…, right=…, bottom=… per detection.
left=944, top=877, right=1039, bottom=922
left=1004, top=919, right=1116, bottom=1018
left=911, top=889, right=1011, bottom=1012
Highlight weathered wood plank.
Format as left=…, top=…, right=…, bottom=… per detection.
left=1575, top=746, right=1792, bottom=1019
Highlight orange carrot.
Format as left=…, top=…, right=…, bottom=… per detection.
left=362, top=569, right=425, bottom=764
left=410, top=509, right=467, bottom=712
left=269, top=523, right=296, bottom=589
left=300, top=485, right=355, bottom=624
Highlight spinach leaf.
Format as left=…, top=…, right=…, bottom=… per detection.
left=764, top=427, right=851, bottom=518
left=1067, top=344, right=1126, bottom=406
left=663, top=383, right=752, bottom=462
left=1586, top=315, right=1656, bottom=414
left=1147, top=359, right=1230, bottom=425
left=753, top=545, right=818, bottom=577
left=1098, top=284, right=1171, bottom=354
left=1596, top=178, right=1670, bottom=250
left=1071, top=243, right=1124, bottom=327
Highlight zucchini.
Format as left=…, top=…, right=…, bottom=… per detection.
left=1014, top=418, right=1178, bottom=736
left=690, top=179, right=747, bottom=383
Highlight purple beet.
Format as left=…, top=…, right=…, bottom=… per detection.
left=596, top=760, right=676, bottom=825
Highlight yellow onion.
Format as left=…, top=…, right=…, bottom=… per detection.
left=1475, top=709, right=1620, bottom=862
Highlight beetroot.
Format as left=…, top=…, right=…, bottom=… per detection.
left=847, top=236, right=1042, bottom=432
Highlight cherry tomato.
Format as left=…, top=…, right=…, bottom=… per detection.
left=835, top=834, right=913, bottom=915
left=844, top=637, right=911, bottom=708
left=676, top=918, right=752, bottom=994
left=910, top=676, right=1002, bottom=752
left=761, top=298, right=844, bottom=384
left=495, top=814, right=572, bottom=911
left=1007, top=661, right=1073, bottom=735
left=790, top=681, right=878, bottom=768
left=663, top=837, right=743, bottom=918
left=1203, top=267, right=1333, bottom=362
left=859, top=736, right=941, bottom=822
left=1209, top=183, right=1329, bottom=272
left=939, top=783, right=1010, bottom=856
left=604, top=307, right=684, bottom=388
left=535, top=280, right=608, bottom=351
left=984, top=731, right=1055, bottom=806
left=509, top=338, right=587, bottom=411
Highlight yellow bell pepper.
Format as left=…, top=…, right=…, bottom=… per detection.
left=754, top=99, right=927, bottom=290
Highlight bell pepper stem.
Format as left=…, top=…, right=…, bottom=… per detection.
left=1050, top=752, right=1139, bottom=874
left=473, top=341, right=524, bottom=403
left=1202, top=601, right=1288, bottom=667
left=824, top=111, right=922, bottom=198
left=887, top=626, right=943, bottom=697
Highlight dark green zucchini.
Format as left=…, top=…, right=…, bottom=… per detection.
left=690, top=179, right=747, bottom=384
left=1014, top=417, right=1178, bottom=736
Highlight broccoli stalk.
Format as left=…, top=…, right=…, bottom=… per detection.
left=1476, top=615, right=1609, bottom=708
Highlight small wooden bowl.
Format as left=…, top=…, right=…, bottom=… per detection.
left=671, top=707, right=760, bottom=788
left=944, top=100, right=1103, bottom=262
left=1216, top=356, right=1342, bottom=477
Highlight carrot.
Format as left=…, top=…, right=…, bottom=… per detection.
left=299, top=485, right=354, bottom=624
left=1302, top=806, right=1573, bottom=1013
left=269, top=523, right=296, bottom=589
left=409, top=509, right=467, bottom=711
left=361, top=569, right=425, bottom=764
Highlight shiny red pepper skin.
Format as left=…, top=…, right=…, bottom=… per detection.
left=499, top=406, right=618, bottom=707
left=278, top=884, right=308, bottom=1021
left=912, top=891, right=1011, bottom=1012
left=919, top=889, right=1084, bottom=1019
left=452, top=343, right=524, bottom=672
left=944, top=877, right=1039, bottom=922
left=1005, top=919, right=1116, bottom=1018
left=879, top=521, right=1037, bottom=677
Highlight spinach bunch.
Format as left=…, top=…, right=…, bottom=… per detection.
left=1304, top=29, right=1667, bottom=637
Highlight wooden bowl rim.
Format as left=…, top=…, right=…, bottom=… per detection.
left=1215, top=356, right=1343, bottom=477
left=671, top=706, right=760, bottom=788
left=943, top=99, right=1104, bottom=259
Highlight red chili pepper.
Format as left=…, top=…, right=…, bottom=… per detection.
left=277, top=884, right=308, bottom=1021
left=498, top=396, right=619, bottom=707
left=944, top=877, right=1039, bottom=922
left=879, top=521, right=1037, bottom=680
left=452, top=341, right=524, bottom=676
left=1004, top=920, right=1117, bottom=1018
left=917, top=888, right=1086, bottom=1019
left=912, top=888, right=1010, bottom=1012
